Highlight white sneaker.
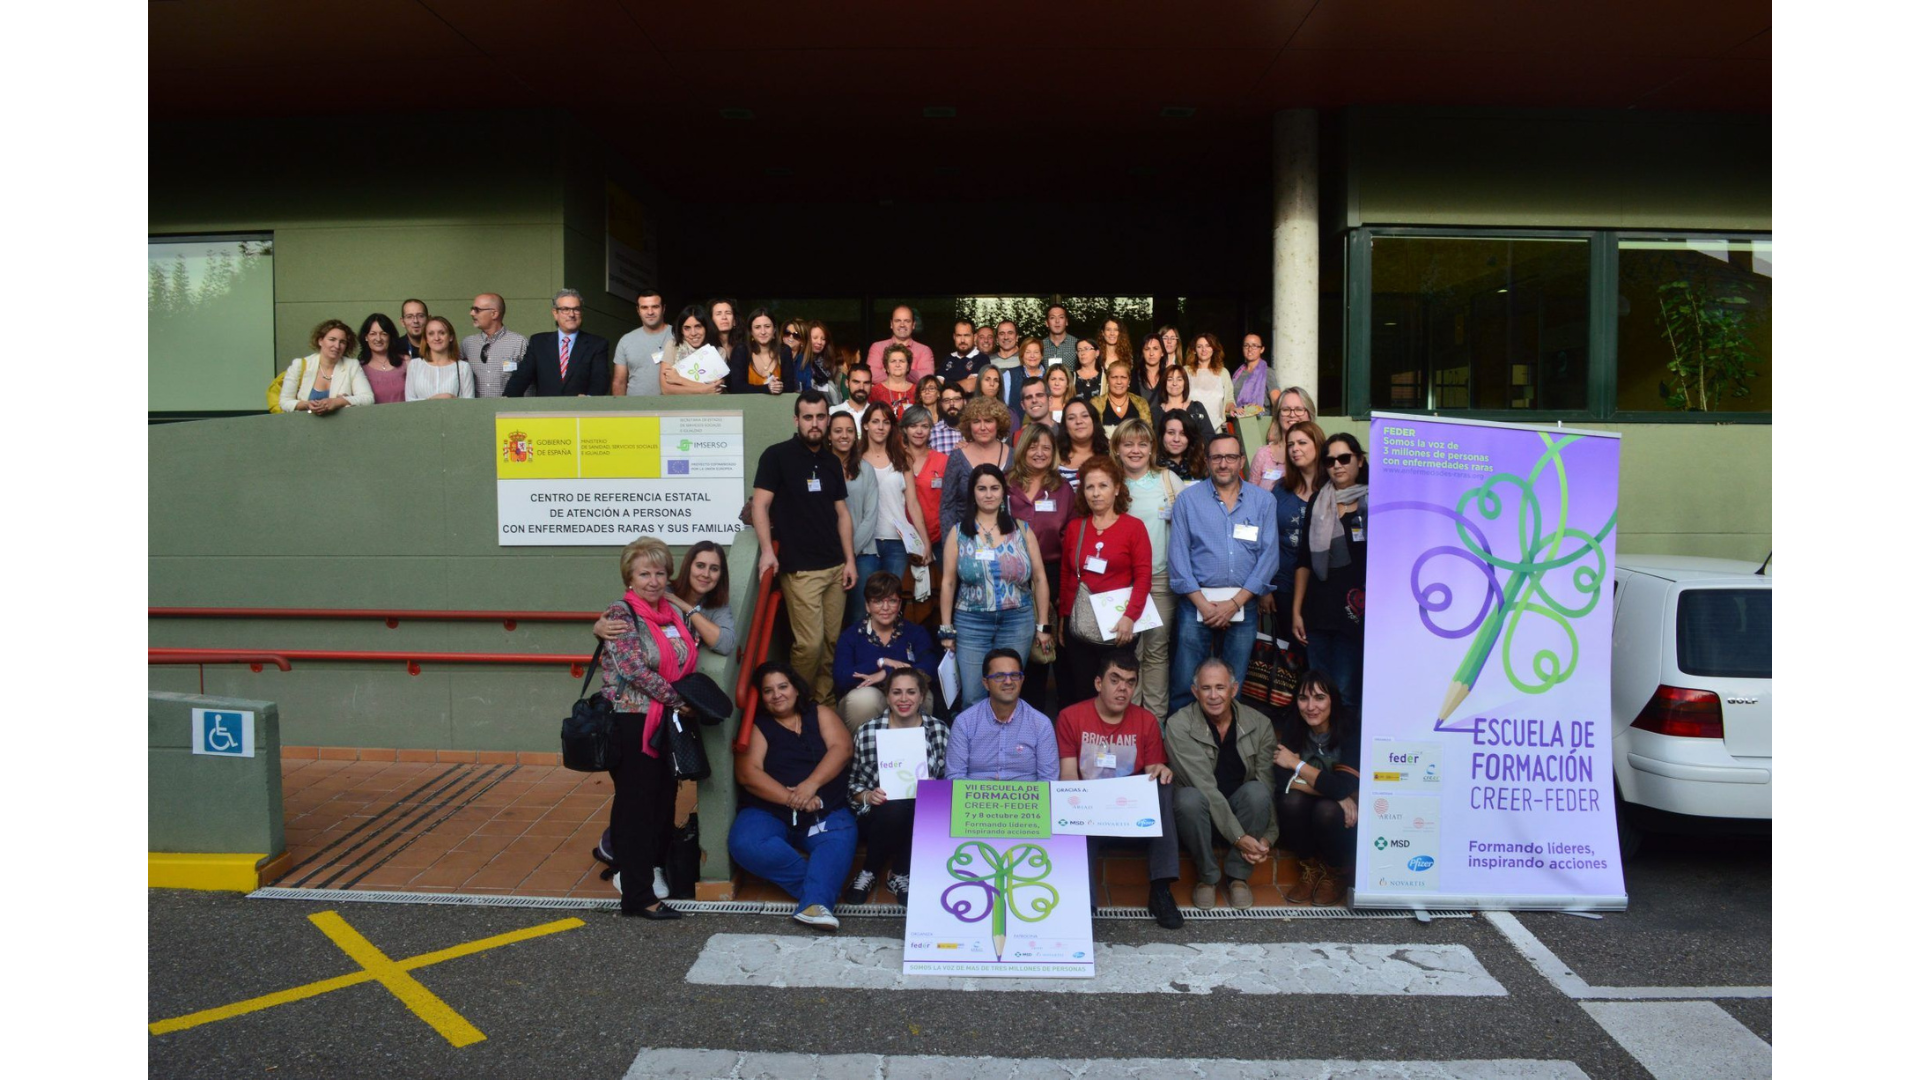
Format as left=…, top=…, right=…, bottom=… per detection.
left=611, top=871, right=621, bottom=895
left=793, top=904, right=840, bottom=931
left=652, top=868, right=670, bottom=899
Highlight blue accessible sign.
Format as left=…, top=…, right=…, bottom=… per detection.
left=191, top=708, right=256, bottom=758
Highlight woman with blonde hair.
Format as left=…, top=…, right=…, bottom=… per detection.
left=937, top=395, right=1014, bottom=535
left=1096, top=317, right=1134, bottom=375
left=795, top=320, right=844, bottom=404
left=282, top=319, right=374, bottom=414
left=404, top=316, right=476, bottom=400
left=1111, top=417, right=1181, bottom=717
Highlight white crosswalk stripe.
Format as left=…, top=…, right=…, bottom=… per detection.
left=686, top=932, right=1507, bottom=995
left=623, top=1048, right=1594, bottom=1079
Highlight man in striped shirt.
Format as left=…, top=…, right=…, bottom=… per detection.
left=944, top=649, right=1060, bottom=782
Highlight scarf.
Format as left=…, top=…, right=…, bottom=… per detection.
left=1308, top=482, right=1368, bottom=578
left=623, top=589, right=697, bottom=757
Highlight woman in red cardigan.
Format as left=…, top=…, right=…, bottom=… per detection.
left=1055, top=455, right=1153, bottom=711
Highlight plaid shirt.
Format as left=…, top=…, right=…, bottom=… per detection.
left=929, top=421, right=963, bottom=454
left=848, top=715, right=950, bottom=814
left=460, top=327, right=529, bottom=398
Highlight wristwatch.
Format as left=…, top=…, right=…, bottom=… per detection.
left=937, top=625, right=956, bottom=639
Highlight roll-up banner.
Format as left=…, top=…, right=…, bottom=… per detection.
left=1354, top=413, right=1626, bottom=911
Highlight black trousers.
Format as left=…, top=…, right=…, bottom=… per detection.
left=1277, top=789, right=1355, bottom=870
left=1056, top=617, right=1118, bottom=713
left=611, top=712, right=676, bottom=911
left=859, top=798, right=917, bottom=876
left=1021, top=562, right=1062, bottom=709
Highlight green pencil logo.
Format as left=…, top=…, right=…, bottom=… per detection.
left=941, top=841, right=1060, bottom=961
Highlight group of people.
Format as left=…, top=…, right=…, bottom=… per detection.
left=585, top=322, right=1371, bottom=928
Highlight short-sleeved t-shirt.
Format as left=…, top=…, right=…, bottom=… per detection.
left=1055, top=701, right=1166, bottom=780
left=753, top=436, right=849, bottom=572
left=936, top=351, right=990, bottom=387
left=614, top=326, right=675, bottom=396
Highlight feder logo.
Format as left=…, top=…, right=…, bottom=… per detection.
left=501, top=430, right=534, bottom=463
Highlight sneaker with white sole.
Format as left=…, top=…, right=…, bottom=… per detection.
left=886, top=872, right=910, bottom=908
left=793, top=904, right=840, bottom=931
left=611, top=871, right=621, bottom=895
left=845, top=870, right=876, bottom=905
left=652, top=868, right=670, bottom=899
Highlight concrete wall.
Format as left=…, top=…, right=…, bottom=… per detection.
left=150, top=693, right=284, bottom=857
left=1343, top=107, right=1770, bottom=230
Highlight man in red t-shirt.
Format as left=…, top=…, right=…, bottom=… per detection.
left=1055, top=651, right=1184, bottom=929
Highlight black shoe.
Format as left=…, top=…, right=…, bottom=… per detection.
left=1148, top=880, right=1185, bottom=929
left=845, top=869, right=876, bottom=905
left=887, top=872, right=910, bottom=908
left=621, top=902, right=684, bottom=920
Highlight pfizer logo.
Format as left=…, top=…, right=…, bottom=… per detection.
left=1407, top=855, right=1435, bottom=872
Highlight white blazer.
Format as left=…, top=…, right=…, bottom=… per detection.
left=280, top=354, right=375, bottom=413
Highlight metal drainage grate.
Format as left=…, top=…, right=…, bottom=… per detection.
left=248, top=888, right=1469, bottom=920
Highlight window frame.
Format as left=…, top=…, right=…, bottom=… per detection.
left=1345, top=225, right=1772, bottom=424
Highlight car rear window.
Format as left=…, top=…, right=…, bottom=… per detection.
left=1675, top=588, right=1771, bottom=679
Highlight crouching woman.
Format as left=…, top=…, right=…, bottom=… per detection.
left=1273, top=669, right=1361, bottom=905
left=843, top=666, right=949, bottom=908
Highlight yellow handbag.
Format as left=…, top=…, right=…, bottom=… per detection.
left=266, top=355, right=306, bottom=414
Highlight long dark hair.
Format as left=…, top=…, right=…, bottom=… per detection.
left=961, top=463, right=1017, bottom=539
left=752, top=659, right=813, bottom=713
left=706, top=297, right=743, bottom=354
left=1156, top=410, right=1205, bottom=478
left=828, top=411, right=862, bottom=480
left=672, top=540, right=730, bottom=608
left=674, top=304, right=716, bottom=349
left=1285, top=668, right=1350, bottom=752
left=860, top=401, right=911, bottom=475
left=1325, top=431, right=1370, bottom=485
left=1059, top=398, right=1110, bottom=458
left=356, top=313, right=401, bottom=362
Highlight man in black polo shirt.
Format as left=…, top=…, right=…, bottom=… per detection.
left=751, top=390, right=858, bottom=705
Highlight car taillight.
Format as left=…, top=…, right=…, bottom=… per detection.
left=1631, top=685, right=1725, bottom=739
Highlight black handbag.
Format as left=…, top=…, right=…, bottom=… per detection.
left=560, top=641, right=620, bottom=773
left=669, top=671, right=733, bottom=727
left=652, top=707, right=713, bottom=781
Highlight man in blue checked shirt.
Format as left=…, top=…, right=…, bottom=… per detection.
left=945, top=649, right=1061, bottom=782
left=1166, top=431, right=1280, bottom=714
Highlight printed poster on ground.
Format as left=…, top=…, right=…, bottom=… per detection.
left=495, top=411, right=746, bottom=546
left=1354, top=413, right=1626, bottom=911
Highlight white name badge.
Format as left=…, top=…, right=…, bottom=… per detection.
left=1233, top=523, right=1260, bottom=542
left=1159, top=506, right=1172, bottom=520
left=807, top=477, right=823, bottom=492
left=1035, top=499, right=1056, bottom=512
left=976, top=548, right=997, bottom=562
left=663, top=626, right=681, bottom=640
left=930, top=478, right=942, bottom=488
left=651, top=350, right=664, bottom=364
left=806, top=819, right=829, bottom=838
left=1097, top=753, right=1118, bottom=770
left=1352, top=527, right=1366, bottom=543
left=1263, top=468, right=1284, bottom=481
left=502, top=361, right=518, bottom=372
left=1084, top=556, right=1108, bottom=574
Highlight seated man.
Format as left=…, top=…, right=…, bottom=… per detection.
left=1165, top=657, right=1277, bottom=909
left=831, top=572, right=937, bottom=731
left=945, top=648, right=1059, bottom=782
left=1055, top=652, right=1183, bottom=929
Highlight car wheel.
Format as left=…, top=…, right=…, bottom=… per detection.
left=1614, top=783, right=1643, bottom=862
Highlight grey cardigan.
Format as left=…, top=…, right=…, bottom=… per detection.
left=843, top=458, right=879, bottom=557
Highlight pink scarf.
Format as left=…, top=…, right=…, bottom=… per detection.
left=623, top=589, right=698, bottom=757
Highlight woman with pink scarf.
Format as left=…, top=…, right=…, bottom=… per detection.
left=598, top=536, right=699, bottom=919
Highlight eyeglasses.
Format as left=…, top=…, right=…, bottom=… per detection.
left=554, top=306, right=583, bottom=314
left=1326, top=452, right=1357, bottom=466
left=984, top=671, right=1025, bottom=684
left=1207, top=453, right=1242, bottom=463
left=469, top=306, right=499, bottom=313
left=1279, top=406, right=1309, bottom=416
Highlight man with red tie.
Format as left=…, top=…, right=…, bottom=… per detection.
left=506, top=288, right=611, bottom=397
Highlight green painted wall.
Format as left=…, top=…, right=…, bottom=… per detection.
left=150, top=693, right=284, bottom=857
left=1344, top=107, right=1770, bottom=231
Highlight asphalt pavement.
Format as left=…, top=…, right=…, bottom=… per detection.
left=148, top=834, right=1770, bottom=1080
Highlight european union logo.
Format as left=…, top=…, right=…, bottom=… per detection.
left=667, top=459, right=690, bottom=475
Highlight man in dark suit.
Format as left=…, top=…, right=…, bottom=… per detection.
left=506, top=288, right=610, bottom=396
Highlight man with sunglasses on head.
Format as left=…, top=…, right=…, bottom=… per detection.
left=612, top=290, right=673, bottom=397
left=460, top=292, right=528, bottom=398
left=945, top=649, right=1060, bottom=782
left=1166, top=431, right=1280, bottom=713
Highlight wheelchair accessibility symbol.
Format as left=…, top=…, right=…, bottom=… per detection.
left=192, top=708, right=255, bottom=758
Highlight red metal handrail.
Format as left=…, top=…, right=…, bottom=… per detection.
left=150, top=607, right=599, bottom=631
left=148, top=650, right=294, bottom=695
left=150, top=647, right=593, bottom=678
left=732, top=546, right=782, bottom=753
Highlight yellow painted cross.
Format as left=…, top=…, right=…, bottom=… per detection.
left=149, top=909, right=584, bottom=1048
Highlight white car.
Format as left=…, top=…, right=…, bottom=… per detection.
left=1610, top=555, right=1772, bottom=855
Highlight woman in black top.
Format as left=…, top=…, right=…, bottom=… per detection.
left=1272, top=669, right=1360, bottom=905
left=728, top=661, right=857, bottom=931
left=1291, top=432, right=1368, bottom=720
left=1155, top=410, right=1206, bottom=483
left=725, top=307, right=794, bottom=394
left=1152, top=363, right=1215, bottom=445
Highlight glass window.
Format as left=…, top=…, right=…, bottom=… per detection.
left=149, top=234, right=274, bottom=412
left=1370, top=235, right=1589, bottom=412
left=1616, top=237, right=1771, bottom=413
left=1676, top=588, right=1771, bottom=679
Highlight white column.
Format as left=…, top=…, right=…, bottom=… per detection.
left=1271, top=109, right=1318, bottom=403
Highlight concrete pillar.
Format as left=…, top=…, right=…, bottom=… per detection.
left=1271, top=109, right=1318, bottom=404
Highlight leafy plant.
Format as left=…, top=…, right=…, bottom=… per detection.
left=1654, top=278, right=1759, bottom=411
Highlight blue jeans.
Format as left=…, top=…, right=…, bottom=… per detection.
left=953, top=598, right=1035, bottom=708
left=853, top=539, right=908, bottom=612
left=1307, top=631, right=1364, bottom=720
left=1168, top=595, right=1260, bottom=715
left=727, top=806, right=859, bottom=914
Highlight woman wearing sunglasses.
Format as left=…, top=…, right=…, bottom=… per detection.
left=1291, top=432, right=1368, bottom=718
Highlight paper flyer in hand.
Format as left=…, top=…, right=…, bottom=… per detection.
left=1089, top=587, right=1163, bottom=641
left=1049, top=775, right=1164, bottom=837
left=875, top=727, right=929, bottom=801
left=673, top=343, right=728, bottom=382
